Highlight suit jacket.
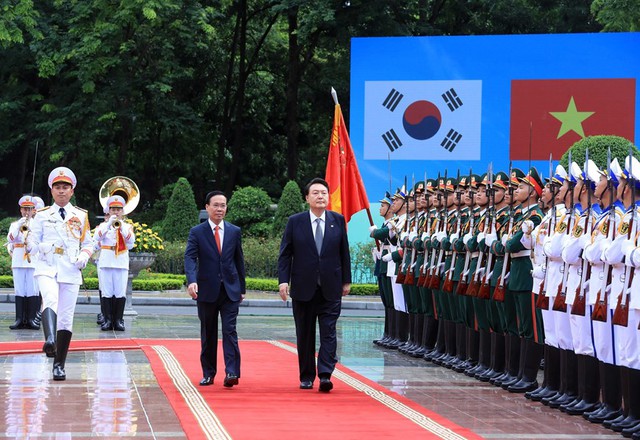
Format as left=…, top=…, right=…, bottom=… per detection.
left=184, top=220, right=246, bottom=303
left=278, top=210, right=351, bottom=301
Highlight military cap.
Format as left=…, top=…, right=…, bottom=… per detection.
left=469, top=174, right=482, bottom=189
left=551, top=164, right=568, bottom=186
left=582, top=159, right=600, bottom=191
left=605, top=158, right=623, bottom=188
left=379, top=191, right=393, bottom=205
left=425, top=179, right=437, bottom=194
left=414, top=181, right=425, bottom=194
left=509, top=168, right=526, bottom=187
left=493, top=171, right=509, bottom=190
left=521, top=167, right=544, bottom=196
left=106, top=195, right=126, bottom=209
left=18, top=195, right=36, bottom=207
left=458, top=176, right=469, bottom=189
left=444, top=177, right=458, bottom=193
left=392, top=185, right=407, bottom=200
left=48, top=166, right=77, bottom=189
left=33, top=196, right=45, bottom=210
left=623, top=155, right=640, bottom=190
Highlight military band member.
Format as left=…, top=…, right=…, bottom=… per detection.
left=93, top=195, right=136, bottom=331
left=7, top=195, right=40, bottom=330
left=28, top=167, right=93, bottom=381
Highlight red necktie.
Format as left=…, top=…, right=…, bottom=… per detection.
left=214, top=225, right=222, bottom=254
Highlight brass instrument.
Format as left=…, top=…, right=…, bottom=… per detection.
left=99, top=176, right=140, bottom=220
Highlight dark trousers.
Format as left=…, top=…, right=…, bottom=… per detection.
left=292, top=287, right=342, bottom=382
left=197, top=285, right=241, bottom=378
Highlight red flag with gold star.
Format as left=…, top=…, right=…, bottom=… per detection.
left=510, top=79, right=636, bottom=160
left=325, top=102, right=370, bottom=224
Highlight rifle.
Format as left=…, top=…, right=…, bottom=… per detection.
left=417, top=171, right=431, bottom=286
left=613, top=147, right=637, bottom=326
left=456, top=168, right=474, bottom=295
left=421, top=174, right=440, bottom=288
left=552, top=150, right=575, bottom=312
left=536, top=154, right=554, bottom=310
left=428, top=170, right=448, bottom=289
left=396, top=177, right=409, bottom=284
left=571, top=149, right=592, bottom=316
left=477, top=167, right=496, bottom=300
left=493, top=162, right=514, bottom=303
left=403, top=176, right=418, bottom=285
left=592, top=148, right=614, bottom=322
left=442, top=170, right=461, bottom=293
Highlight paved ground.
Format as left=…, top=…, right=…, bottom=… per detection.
left=0, top=295, right=621, bottom=439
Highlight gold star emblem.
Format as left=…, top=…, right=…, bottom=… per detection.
left=549, top=96, right=594, bottom=139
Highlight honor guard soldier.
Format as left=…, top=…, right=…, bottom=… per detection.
left=93, top=195, right=136, bottom=331
left=7, top=195, right=40, bottom=330
left=503, top=167, right=545, bottom=392
left=28, top=167, right=94, bottom=380
left=582, top=158, right=625, bottom=423
left=370, top=193, right=395, bottom=346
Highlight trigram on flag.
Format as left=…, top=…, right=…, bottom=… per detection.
left=364, top=80, right=482, bottom=160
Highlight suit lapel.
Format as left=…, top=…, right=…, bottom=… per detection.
left=203, top=222, right=219, bottom=254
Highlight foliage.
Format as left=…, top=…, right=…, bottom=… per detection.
left=246, top=278, right=280, bottom=291
left=0, top=217, right=16, bottom=240
left=0, top=246, right=12, bottom=276
left=78, top=277, right=183, bottom=291
left=128, top=220, right=164, bottom=253
left=559, top=135, right=640, bottom=171
left=592, top=0, right=640, bottom=31
left=242, top=236, right=280, bottom=278
left=350, top=284, right=379, bottom=296
left=226, top=186, right=273, bottom=238
left=272, top=180, right=304, bottom=237
left=350, top=241, right=377, bottom=284
left=0, top=0, right=42, bottom=48
left=162, top=177, right=199, bottom=242
left=151, top=240, right=186, bottom=274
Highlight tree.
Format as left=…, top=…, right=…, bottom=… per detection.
left=162, top=177, right=199, bottom=242
left=272, top=180, right=304, bottom=236
left=226, top=186, right=273, bottom=237
left=559, top=135, right=640, bottom=171
left=592, top=0, right=640, bottom=31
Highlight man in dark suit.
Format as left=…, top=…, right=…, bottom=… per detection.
left=278, top=178, right=352, bottom=392
left=184, top=190, right=246, bottom=388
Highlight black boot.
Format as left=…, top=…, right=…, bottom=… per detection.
left=53, top=330, right=72, bottom=381
left=24, top=296, right=41, bottom=330
left=32, top=294, right=42, bottom=327
left=399, top=313, right=415, bottom=353
left=395, top=311, right=409, bottom=348
left=528, top=345, right=561, bottom=401
left=9, top=296, right=26, bottom=329
left=611, top=367, right=640, bottom=432
left=425, top=318, right=446, bottom=361
left=496, top=334, right=520, bottom=387
left=97, top=291, right=106, bottom=325
left=508, top=338, right=541, bottom=393
left=587, top=362, right=622, bottom=423
left=564, top=355, right=601, bottom=415
left=113, top=297, right=126, bottom=331
left=467, top=329, right=490, bottom=377
left=374, top=309, right=390, bottom=345
left=41, top=308, right=57, bottom=357
left=478, top=332, right=505, bottom=381
left=547, top=349, right=578, bottom=409
left=409, top=314, right=427, bottom=357
left=101, top=297, right=114, bottom=331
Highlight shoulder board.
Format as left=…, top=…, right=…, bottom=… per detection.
left=526, top=211, right=542, bottom=221
left=38, top=206, right=50, bottom=212
left=75, top=207, right=88, bottom=213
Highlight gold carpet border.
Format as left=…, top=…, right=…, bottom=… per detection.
left=152, top=345, right=231, bottom=440
left=268, top=340, right=469, bottom=440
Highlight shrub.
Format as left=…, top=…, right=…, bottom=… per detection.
left=226, top=186, right=273, bottom=237
left=162, top=177, right=199, bottom=242
left=560, top=135, right=640, bottom=170
left=242, top=236, right=280, bottom=278
left=151, top=240, right=185, bottom=274
left=350, top=284, right=379, bottom=296
left=246, top=278, right=280, bottom=291
left=272, top=180, right=304, bottom=237
left=350, top=241, right=377, bottom=284
left=0, top=216, right=16, bottom=239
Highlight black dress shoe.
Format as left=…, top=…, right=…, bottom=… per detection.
left=223, top=374, right=239, bottom=388
left=300, top=380, right=313, bottom=389
left=199, top=377, right=214, bottom=386
left=319, top=378, right=333, bottom=392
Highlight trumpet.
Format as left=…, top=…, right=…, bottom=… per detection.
left=112, top=219, right=122, bottom=229
left=20, top=224, right=29, bottom=233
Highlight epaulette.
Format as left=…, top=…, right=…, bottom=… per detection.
left=526, top=211, right=542, bottom=222
left=76, top=207, right=88, bottom=213
left=37, top=206, right=50, bottom=212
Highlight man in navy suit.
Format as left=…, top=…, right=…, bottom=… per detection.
left=185, top=190, right=246, bottom=388
left=278, top=178, right=352, bottom=392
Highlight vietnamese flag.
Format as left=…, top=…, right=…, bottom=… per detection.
left=325, top=94, right=370, bottom=224
left=510, top=79, right=635, bottom=160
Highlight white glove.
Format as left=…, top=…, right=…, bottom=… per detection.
left=621, top=239, right=635, bottom=263
left=477, top=232, right=485, bottom=243
left=372, top=249, right=381, bottom=261
left=107, top=215, right=117, bottom=227
left=368, top=225, right=378, bottom=234
left=521, top=220, right=534, bottom=235
left=38, top=243, right=52, bottom=254
left=382, top=253, right=393, bottom=262
left=501, top=235, right=509, bottom=246
left=485, top=232, right=497, bottom=247
left=400, top=231, right=408, bottom=241
left=532, top=266, right=545, bottom=280
left=450, top=232, right=459, bottom=243
left=629, top=248, right=640, bottom=268
left=421, top=232, right=429, bottom=242
left=603, top=235, right=626, bottom=265
left=17, top=217, right=27, bottom=226
left=435, top=230, right=447, bottom=241
left=75, top=252, right=90, bottom=269
left=408, top=231, right=417, bottom=241
left=463, top=233, right=473, bottom=245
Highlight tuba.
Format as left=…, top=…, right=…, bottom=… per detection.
left=99, top=176, right=140, bottom=219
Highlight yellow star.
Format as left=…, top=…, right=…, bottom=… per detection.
left=549, top=96, right=594, bottom=139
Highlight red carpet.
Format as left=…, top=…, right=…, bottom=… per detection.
left=0, top=339, right=482, bottom=440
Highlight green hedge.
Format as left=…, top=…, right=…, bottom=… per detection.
left=0, top=274, right=379, bottom=295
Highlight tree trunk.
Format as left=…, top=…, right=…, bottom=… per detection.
left=285, top=6, right=301, bottom=181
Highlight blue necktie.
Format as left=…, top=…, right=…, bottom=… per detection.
left=59, top=207, right=66, bottom=220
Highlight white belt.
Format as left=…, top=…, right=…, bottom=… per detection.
left=511, top=250, right=531, bottom=258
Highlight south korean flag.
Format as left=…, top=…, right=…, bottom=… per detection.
left=364, top=80, right=482, bottom=160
